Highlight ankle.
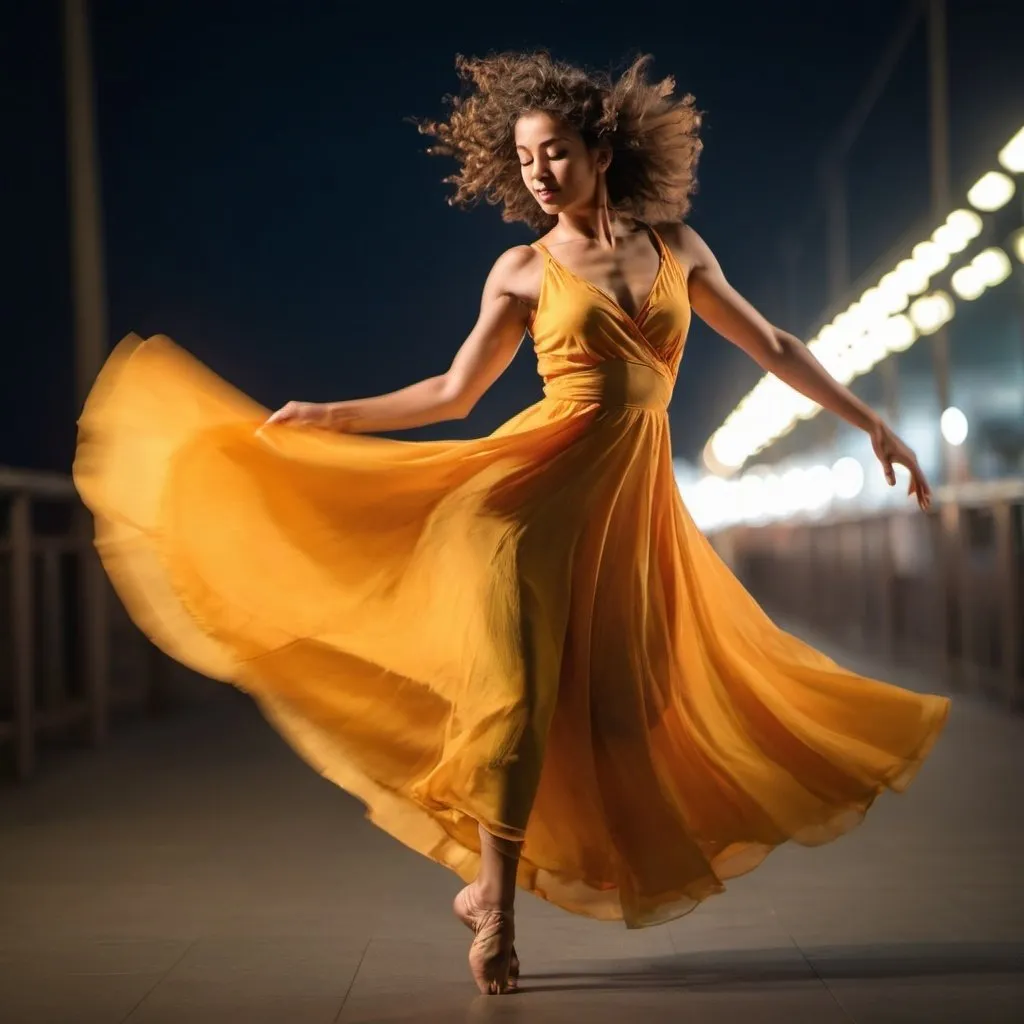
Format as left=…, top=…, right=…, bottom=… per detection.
left=472, top=880, right=515, bottom=912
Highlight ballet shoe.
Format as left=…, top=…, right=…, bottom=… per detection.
left=453, top=884, right=519, bottom=994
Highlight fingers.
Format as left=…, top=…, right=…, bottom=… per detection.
left=919, top=479, right=933, bottom=511
left=884, top=443, right=932, bottom=510
left=910, top=470, right=932, bottom=511
left=264, top=402, right=298, bottom=426
left=907, top=458, right=931, bottom=510
left=870, top=424, right=932, bottom=511
left=260, top=402, right=328, bottom=431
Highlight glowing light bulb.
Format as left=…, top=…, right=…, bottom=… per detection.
left=912, top=240, right=950, bottom=276
left=950, top=265, right=985, bottom=301
left=908, top=292, right=954, bottom=335
left=831, top=457, right=864, bottom=500
left=940, top=407, right=968, bottom=446
left=879, top=314, right=916, bottom=353
left=1012, top=229, right=1024, bottom=265
left=893, top=258, right=930, bottom=296
left=945, top=209, right=983, bottom=240
left=967, top=170, right=1015, bottom=212
left=972, top=247, right=1012, bottom=287
left=997, top=125, right=1024, bottom=174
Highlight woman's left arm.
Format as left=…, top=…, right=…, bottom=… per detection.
left=673, top=223, right=931, bottom=509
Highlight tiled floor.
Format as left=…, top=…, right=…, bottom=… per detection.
left=1, top=629, right=1021, bottom=1023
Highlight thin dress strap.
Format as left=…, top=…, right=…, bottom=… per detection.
left=639, top=220, right=664, bottom=258
left=529, top=241, right=551, bottom=330
left=640, top=221, right=680, bottom=284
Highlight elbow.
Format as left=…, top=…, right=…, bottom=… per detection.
left=438, top=374, right=474, bottom=420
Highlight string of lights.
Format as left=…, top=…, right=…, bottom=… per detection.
left=703, top=125, right=1024, bottom=477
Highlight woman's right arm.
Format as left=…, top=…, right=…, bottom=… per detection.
left=264, top=246, right=536, bottom=434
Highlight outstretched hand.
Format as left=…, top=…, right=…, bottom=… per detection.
left=262, top=401, right=332, bottom=428
left=869, top=420, right=932, bottom=511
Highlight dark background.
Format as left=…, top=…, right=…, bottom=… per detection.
left=3, top=0, right=1023, bottom=472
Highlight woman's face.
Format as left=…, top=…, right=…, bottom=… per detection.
left=514, top=110, right=610, bottom=216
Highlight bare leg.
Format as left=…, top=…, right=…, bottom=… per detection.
left=474, top=824, right=520, bottom=909
left=453, top=824, right=521, bottom=994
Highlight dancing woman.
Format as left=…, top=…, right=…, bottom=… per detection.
left=75, top=51, right=950, bottom=996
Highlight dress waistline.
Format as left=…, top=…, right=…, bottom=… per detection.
left=542, top=360, right=672, bottom=411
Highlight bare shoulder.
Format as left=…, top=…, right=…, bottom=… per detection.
left=653, top=221, right=713, bottom=276
left=483, top=243, right=543, bottom=311
left=490, top=243, right=540, bottom=276
left=654, top=220, right=701, bottom=256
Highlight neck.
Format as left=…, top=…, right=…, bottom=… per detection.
left=553, top=177, right=636, bottom=250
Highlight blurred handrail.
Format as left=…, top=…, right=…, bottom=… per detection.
left=713, top=479, right=1023, bottom=711
left=0, top=464, right=112, bottom=782
left=0, top=465, right=78, bottom=498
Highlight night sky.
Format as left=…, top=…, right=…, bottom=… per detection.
left=4, top=1, right=1024, bottom=474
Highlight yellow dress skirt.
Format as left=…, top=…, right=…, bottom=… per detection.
left=73, top=229, right=950, bottom=928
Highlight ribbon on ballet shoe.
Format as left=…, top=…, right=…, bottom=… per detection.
left=468, top=906, right=516, bottom=995
left=454, top=885, right=520, bottom=992
left=478, top=825, right=522, bottom=859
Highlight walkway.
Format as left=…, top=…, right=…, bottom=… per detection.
left=1, top=629, right=1021, bottom=1023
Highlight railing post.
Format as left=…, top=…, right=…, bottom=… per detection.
left=76, top=505, right=109, bottom=747
left=857, top=518, right=870, bottom=648
left=992, top=501, right=1020, bottom=708
left=938, top=500, right=966, bottom=689
left=879, top=514, right=897, bottom=662
left=41, top=547, right=66, bottom=711
left=10, top=494, right=35, bottom=781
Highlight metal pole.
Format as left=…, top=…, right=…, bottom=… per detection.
left=880, top=359, right=901, bottom=427
left=926, top=0, right=959, bottom=482
left=927, top=0, right=951, bottom=219
left=63, top=0, right=110, bottom=746
left=10, top=495, right=35, bottom=781
left=815, top=3, right=925, bottom=446
left=827, top=1, right=927, bottom=166
left=63, top=0, right=108, bottom=412
left=824, top=148, right=900, bottom=430
left=925, top=0, right=963, bottom=694
left=819, top=161, right=848, bottom=450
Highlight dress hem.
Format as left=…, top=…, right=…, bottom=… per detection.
left=250, top=679, right=952, bottom=930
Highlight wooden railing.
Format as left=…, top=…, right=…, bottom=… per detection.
left=711, top=478, right=1024, bottom=709
left=0, top=466, right=169, bottom=782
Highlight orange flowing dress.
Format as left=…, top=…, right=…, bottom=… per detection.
left=73, top=224, right=950, bottom=928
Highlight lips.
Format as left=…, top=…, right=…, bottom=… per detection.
left=536, top=188, right=559, bottom=200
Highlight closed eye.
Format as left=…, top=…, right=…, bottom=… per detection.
left=519, top=151, right=568, bottom=167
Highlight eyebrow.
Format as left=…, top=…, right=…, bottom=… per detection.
left=515, top=136, right=569, bottom=150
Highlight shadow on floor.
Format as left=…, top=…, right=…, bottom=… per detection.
left=516, top=940, right=1024, bottom=993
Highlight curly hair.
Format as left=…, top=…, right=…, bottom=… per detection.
left=410, top=50, right=703, bottom=233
